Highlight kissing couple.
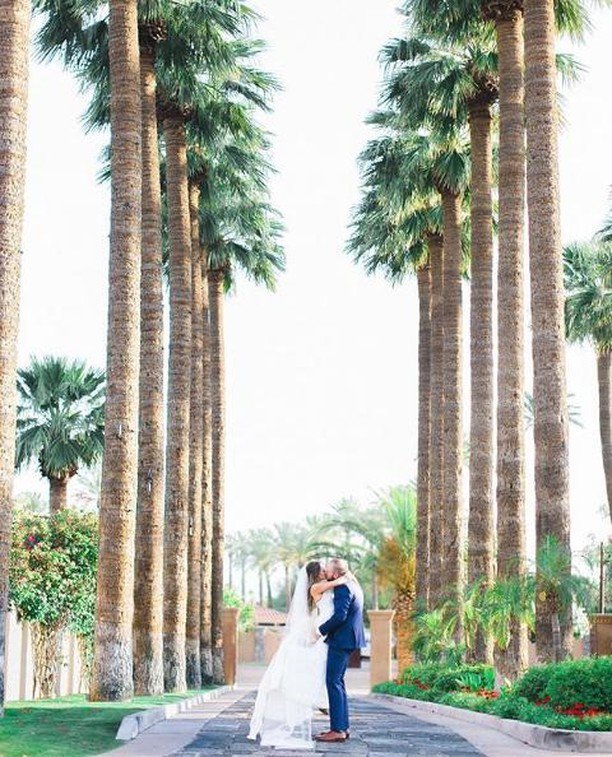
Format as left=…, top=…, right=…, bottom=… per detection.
left=248, top=557, right=366, bottom=750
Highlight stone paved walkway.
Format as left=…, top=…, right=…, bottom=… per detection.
left=171, top=693, right=484, bottom=756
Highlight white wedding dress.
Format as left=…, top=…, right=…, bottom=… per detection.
left=248, top=569, right=334, bottom=750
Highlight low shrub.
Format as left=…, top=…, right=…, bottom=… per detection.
left=401, top=662, right=449, bottom=689
left=512, top=663, right=555, bottom=702
left=401, top=662, right=495, bottom=694
left=543, top=658, right=612, bottom=712
left=435, top=664, right=495, bottom=694
left=513, top=658, right=612, bottom=712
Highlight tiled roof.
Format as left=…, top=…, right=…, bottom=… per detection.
left=254, top=606, right=287, bottom=626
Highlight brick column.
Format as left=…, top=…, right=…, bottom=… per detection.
left=221, top=607, right=239, bottom=686
left=368, top=609, right=394, bottom=688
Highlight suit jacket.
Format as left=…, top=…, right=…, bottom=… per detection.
left=318, top=582, right=366, bottom=652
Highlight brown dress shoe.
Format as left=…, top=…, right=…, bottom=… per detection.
left=314, top=730, right=348, bottom=743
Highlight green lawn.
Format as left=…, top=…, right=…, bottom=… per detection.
left=0, top=688, right=214, bottom=757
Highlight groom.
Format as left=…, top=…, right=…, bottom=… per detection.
left=315, top=558, right=366, bottom=744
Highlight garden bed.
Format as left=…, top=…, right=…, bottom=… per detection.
left=372, top=658, right=612, bottom=743
left=373, top=691, right=612, bottom=753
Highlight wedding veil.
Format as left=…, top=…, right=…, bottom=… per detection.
left=284, top=566, right=313, bottom=644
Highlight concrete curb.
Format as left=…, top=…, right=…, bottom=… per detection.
left=373, top=693, right=612, bottom=754
left=115, top=685, right=233, bottom=741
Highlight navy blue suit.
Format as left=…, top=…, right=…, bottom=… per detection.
left=318, top=582, right=366, bottom=733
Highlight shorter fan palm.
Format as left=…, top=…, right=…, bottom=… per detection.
left=376, top=485, right=417, bottom=671
left=16, top=357, right=105, bottom=513
left=564, top=239, right=612, bottom=524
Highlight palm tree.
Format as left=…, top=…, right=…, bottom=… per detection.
left=376, top=486, right=417, bottom=671
left=564, top=240, right=612, bottom=524
left=403, top=0, right=597, bottom=666
left=200, top=235, right=213, bottom=682
left=157, top=37, right=274, bottom=693
left=249, top=529, right=276, bottom=607
left=485, top=0, right=530, bottom=678
left=0, top=0, right=30, bottom=712
left=133, top=18, right=166, bottom=698
left=185, top=176, right=204, bottom=689
left=203, top=173, right=284, bottom=682
left=90, top=0, right=142, bottom=703
left=274, top=522, right=320, bottom=608
left=405, top=132, right=470, bottom=612
left=365, top=121, right=469, bottom=617
left=383, top=30, right=497, bottom=651
left=209, top=264, right=226, bottom=684
left=15, top=357, right=105, bottom=512
left=160, top=92, right=193, bottom=692
left=348, top=138, right=440, bottom=609
left=524, top=0, right=571, bottom=662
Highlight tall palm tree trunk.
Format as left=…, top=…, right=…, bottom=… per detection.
left=428, top=233, right=445, bottom=605
left=186, top=179, right=204, bottom=689
left=200, top=237, right=213, bottom=684
left=162, top=113, right=192, bottom=692
left=90, top=0, right=141, bottom=702
left=416, top=264, right=432, bottom=610
left=266, top=572, right=273, bottom=608
left=598, top=350, right=612, bottom=524
left=209, top=268, right=226, bottom=684
left=49, top=476, right=69, bottom=513
left=133, top=39, right=164, bottom=697
left=467, top=99, right=495, bottom=663
left=491, top=5, right=529, bottom=677
left=440, top=191, right=464, bottom=613
left=0, top=0, right=29, bottom=711
left=524, top=0, right=572, bottom=662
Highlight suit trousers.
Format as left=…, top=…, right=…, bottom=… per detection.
left=326, top=646, right=351, bottom=732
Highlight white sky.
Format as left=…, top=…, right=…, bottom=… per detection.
left=17, top=2, right=612, bottom=561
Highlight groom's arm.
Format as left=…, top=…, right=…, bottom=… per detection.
left=318, top=584, right=351, bottom=636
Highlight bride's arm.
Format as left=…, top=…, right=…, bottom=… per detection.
left=309, top=575, right=347, bottom=601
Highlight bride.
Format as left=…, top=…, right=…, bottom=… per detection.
left=248, top=560, right=348, bottom=750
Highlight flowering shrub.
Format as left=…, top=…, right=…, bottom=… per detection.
left=9, top=510, right=98, bottom=697
left=513, top=658, right=612, bottom=712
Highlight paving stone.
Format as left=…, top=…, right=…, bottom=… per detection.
left=175, top=693, right=483, bottom=756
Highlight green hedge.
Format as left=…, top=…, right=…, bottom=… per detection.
left=513, top=658, right=612, bottom=711
left=375, top=658, right=612, bottom=733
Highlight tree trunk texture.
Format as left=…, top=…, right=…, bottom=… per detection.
left=49, top=477, right=69, bottom=514
left=0, top=0, right=29, bottom=712
left=428, top=234, right=445, bottom=606
left=394, top=595, right=414, bottom=673
left=200, top=238, right=214, bottom=684
left=186, top=180, right=204, bottom=689
left=209, top=269, right=226, bottom=684
left=90, top=0, right=141, bottom=702
left=494, top=8, right=529, bottom=678
left=467, top=101, right=495, bottom=664
left=416, top=264, right=432, bottom=611
left=597, top=351, right=612, bottom=525
left=31, top=622, right=63, bottom=700
left=524, top=0, right=572, bottom=662
left=133, top=42, right=165, bottom=698
left=162, top=114, right=192, bottom=692
left=441, top=192, right=464, bottom=614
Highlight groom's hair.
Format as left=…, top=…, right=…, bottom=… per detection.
left=328, top=558, right=349, bottom=577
